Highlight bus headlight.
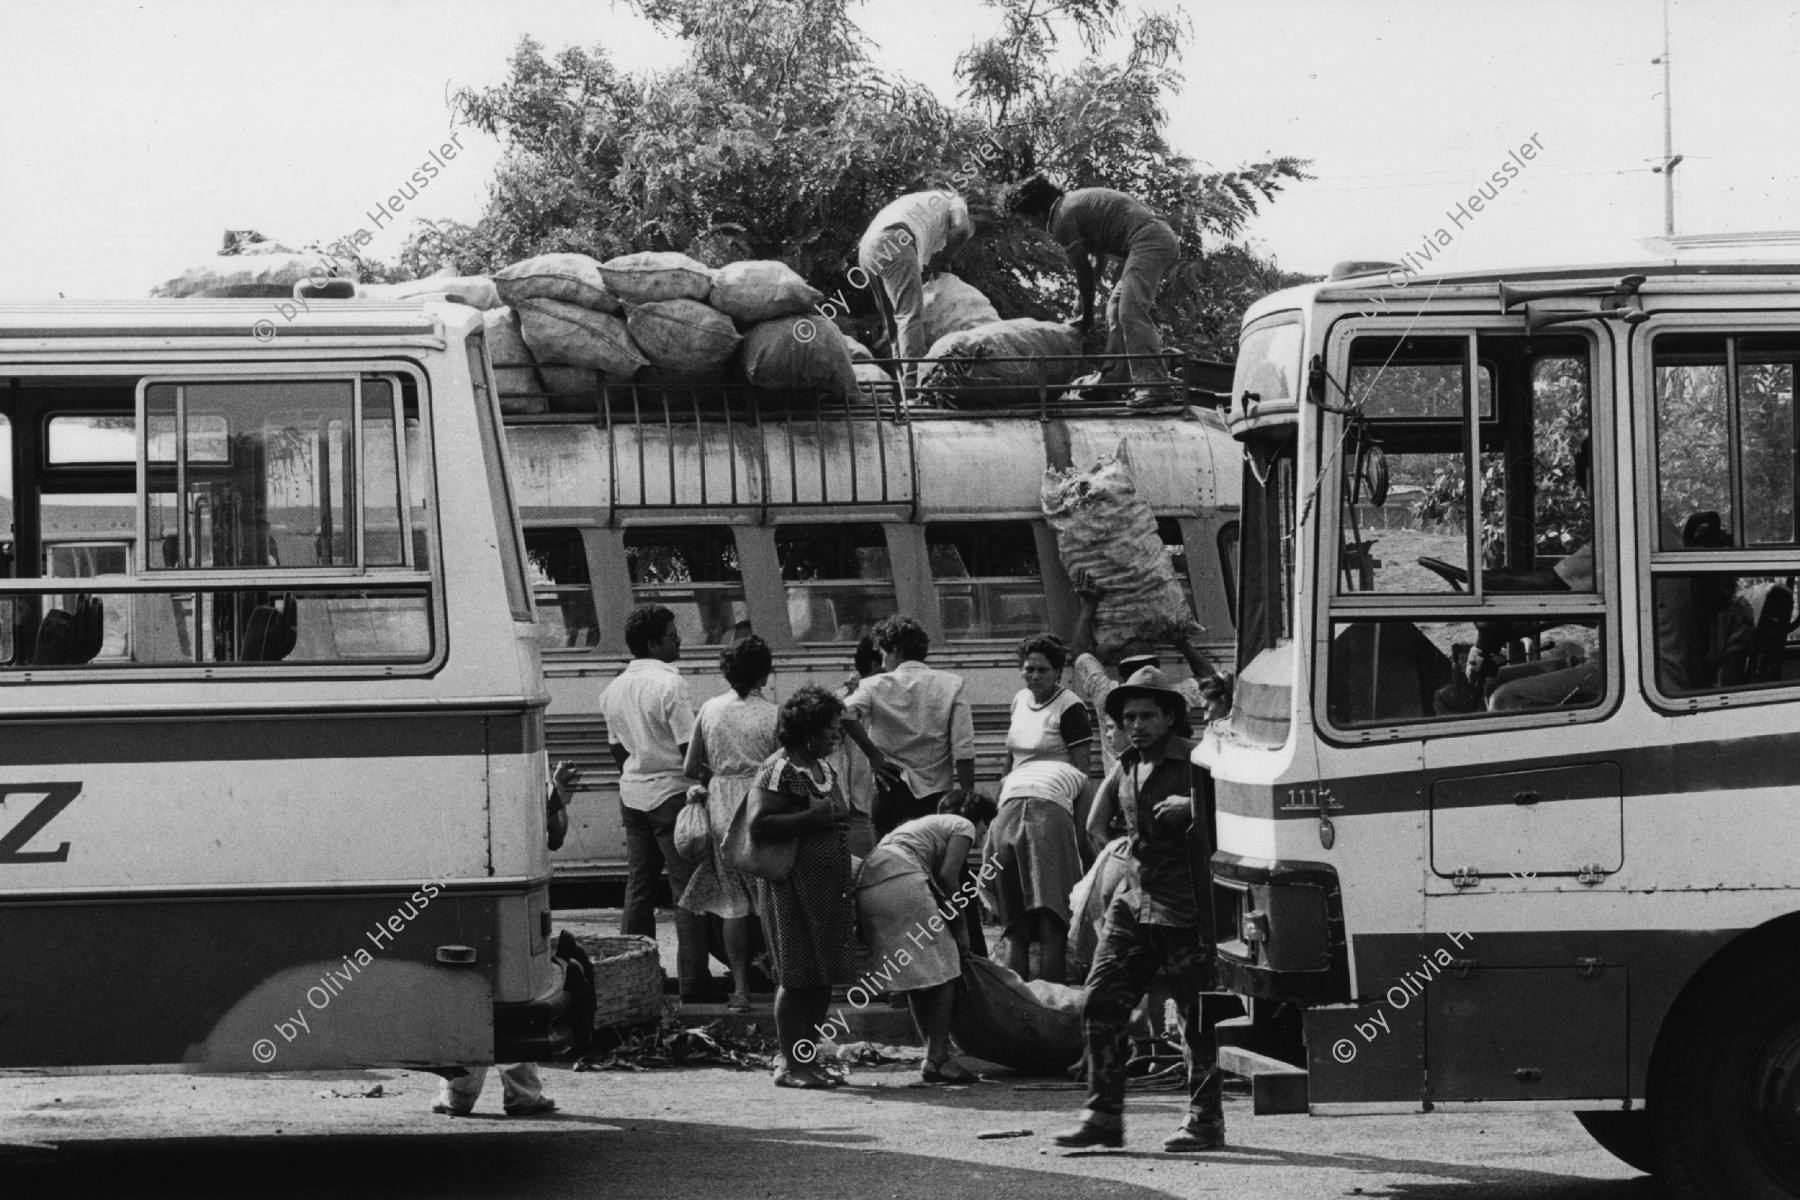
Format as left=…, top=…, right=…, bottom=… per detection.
left=1242, top=909, right=1270, bottom=945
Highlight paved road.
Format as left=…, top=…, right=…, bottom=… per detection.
left=1, top=1062, right=1669, bottom=1200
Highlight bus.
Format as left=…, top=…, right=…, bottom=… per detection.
left=1205, top=261, right=1800, bottom=1198
left=494, top=356, right=1243, bottom=880
left=0, top=298, right=589, bottom=1075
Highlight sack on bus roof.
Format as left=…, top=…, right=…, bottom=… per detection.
left=1041, top=441, right=1201, bottom=659
left=922, top=272, right=1001, bottom=346
left=494, top=253, right=621, bottom=314
left=853, top=360, right=893, bottom=388
left=917, top=318, right=1082, bottom=407
left=626, top=298, right=742, bottom=373
left=362, top=274, right=501, bottom=310
left=152, top=250, right=351, bottom=299
left=709, top=260, right=823, bottom=324
left=842, top=334, right=875, bottom=363
left=599, top=251, right=716, bottom=305
left=739, top=316, right=859, bottom=399
left=483, top=307, right=546, bottom=412
left=516, top=297, right=649, bottom=377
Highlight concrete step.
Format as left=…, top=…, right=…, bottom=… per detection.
left=669, top=994, right=922, bottom=1046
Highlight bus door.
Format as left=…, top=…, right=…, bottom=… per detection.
left=1317, top=318, right=1628, bottom=1103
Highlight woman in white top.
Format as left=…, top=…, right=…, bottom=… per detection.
left=855, top=795, right=997, bottom=1083
left=990, top=634, right=1094, bottom=981
left=681, top=636, right=779, bottom=1012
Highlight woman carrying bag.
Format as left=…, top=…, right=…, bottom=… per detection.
left=736, top=686, right=859, bottom=1090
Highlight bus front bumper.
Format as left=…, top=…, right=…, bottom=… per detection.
left=494, top=931, right=595, bottom=1061
left=1210, top=852, right=1351, bottom=1004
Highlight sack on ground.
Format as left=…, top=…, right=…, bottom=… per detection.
left=740, top=317, right=859, bottom=398
left=494, top=253, right=619, bottom=314
left=517, top=297, right=648, bottom=377
left=483, top=307, right=544, bottom=407
left=918, top=318, right=1083, bottom=407
left=153, top=250, right=351, bottom=299
left=362, top=274, right=501, bottom=310
left=710, top=260, right=823, bottom=324
left=1041, top=441, right=1201, bottom=658
left=600, top=251, right=716, bottom=304
left=626, top=298, right=743, bottom=372
left=922, top=272, right=1001, bottom=345
left=949, top=952, right=1085, bottom=1076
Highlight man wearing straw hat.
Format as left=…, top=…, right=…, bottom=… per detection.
left=1052, top=665, right=1225, bottom=1153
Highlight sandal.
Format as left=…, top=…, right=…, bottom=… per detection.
left=920, top=1059, right=979, bottom=1084
left=727, top=993, right=754, bottom=1014
left=773, top=1067, right=833, bottom=1090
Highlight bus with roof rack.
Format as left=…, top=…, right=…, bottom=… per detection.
left=1204, top=259, right=1800, bottom=1198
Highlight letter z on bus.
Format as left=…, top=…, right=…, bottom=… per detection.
left=0, top=783, right=81, bottom=864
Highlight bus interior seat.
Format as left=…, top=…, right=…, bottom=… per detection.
left=31, top=596, right=102, bottom=665
left=73, top=595, right=103, bottom=662
left=1744, top=582, right=1794, bottom=684
left=241, top=594, right=299, bottom=662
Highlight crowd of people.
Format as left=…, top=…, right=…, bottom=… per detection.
left=548, top=597, right=1235, bottom=1148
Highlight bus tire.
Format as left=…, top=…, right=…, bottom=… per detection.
left=1652, top=938, right=1800, bottom=1199
left=1574, top=1111, right=1658, bottom=1176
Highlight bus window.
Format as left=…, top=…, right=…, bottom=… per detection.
left=777, top=523, right=896, bottom=644
left=526, top=528, right=599, bottom=650
left=927, top=521, right=1046, bottom=641
left=625, top=526, right=748, bottom=648
left=1327, top=332, right=1604, bottom=727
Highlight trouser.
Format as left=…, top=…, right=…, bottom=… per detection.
left=1101, top=221, right=1180, bottom=395
left=620, top=794, right=710, bottom=990
left=436, top=1063, right=541, bottom=1112
left=859, top=225, right=927, bottom=368
left=872, top=778, right=942, bottom=837
left=1078, top=896, right=1221, bottom=1132
left=1487, top=659, right=1603, bottom=711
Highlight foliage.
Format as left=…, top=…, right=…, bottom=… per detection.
left=403, top=0, right=1312, bottom=359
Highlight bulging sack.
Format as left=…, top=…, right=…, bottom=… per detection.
left=362, top=274, right=501, bottom=310
left=922, top=272, right=1001, bottom=345
left=517, top=297, right=648, bottom=377
left=626, top=298, right=743, bottom=372
left=494, top=253, right=620, bottom=313
left=710, top=260, right=822, bottom=324
left=153, top=251, right=351, bottom=298
left=949, top=953, right=1085, bottom=1076
left=483, top=306, right=542, bottom=398
left=918, top=318, right=1083, bottom=407
left=740, top=317, right=859, bottom=399
left=1041, top=441, right=1201, bottom=658
left=599, top=251, right=716, bottom=304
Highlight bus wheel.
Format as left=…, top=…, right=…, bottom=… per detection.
left=1574, top=1112, right=1658, bottom=1176
left=1654, top=947, right=1800, bottom=1199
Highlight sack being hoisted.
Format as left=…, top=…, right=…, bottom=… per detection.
left=1041, top=441, right=1202, bottom=659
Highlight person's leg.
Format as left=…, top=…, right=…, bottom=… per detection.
left=908, top=981, right=966, bottom=1077
left=723, top=916, right=754, bottom=1003
left=1035, top=910, right=1068, bottom=984
left=647, top=795, right=712, bottom=996
left=1000, top=923, right=1031, bottom=977
left=496, top=1063, right=553, bottom=1114
left=1058, top=901, right=1159, bottom=1143
left=875, top=237, right=928, bottom=382
left=773, top=983, right=833, bottom=1083
left=859, top=236, right=901, bottom=358
left=434, top=1066, right=485, bottom=1114
left=1158, top=928, right=1225, bottom=1149
left=618, top=801, right=660, bottom=939
left=1096, top=282, right=1129, bottom=386
left=1118, top=229, right=1179, bottom=400
left=871, top=776, right=914, bottom=837
left=957, top=856, right=989, bottom=958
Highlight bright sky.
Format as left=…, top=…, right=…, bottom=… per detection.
left=1, top=0, right=1794, bottom=300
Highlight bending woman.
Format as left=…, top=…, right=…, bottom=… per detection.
left=855, top=793, right=998, bottom=1084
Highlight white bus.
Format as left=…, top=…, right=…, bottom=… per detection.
left=494, top=358, right=1244, bottom=880
left=0, top=299, right=589, bottom=1074
left=1205, top=261, right=1800, bottom=1197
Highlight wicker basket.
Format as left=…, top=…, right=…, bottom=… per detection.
left=580, top=934, right=664, bottom=1030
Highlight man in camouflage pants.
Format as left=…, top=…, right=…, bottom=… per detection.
left=1053, top=666, right=1224, bottom=1152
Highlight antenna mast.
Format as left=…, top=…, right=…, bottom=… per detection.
left=1653, top=0, right=1683, bottom=234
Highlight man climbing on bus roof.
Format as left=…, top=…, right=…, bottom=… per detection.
left=1008, top=176, right=1182, bottom=409
left=1054, top=666, right=1225, bottom=1153
left=600, top=604, right=714, bottom=1002
left=858, top=187, right=974, bottom=380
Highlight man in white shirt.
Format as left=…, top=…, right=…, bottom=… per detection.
left=841, top=615, right=977, bottom=836
left=857, top=189, right=975, bottom=376
left=600, top=604, right=710, bottom=1000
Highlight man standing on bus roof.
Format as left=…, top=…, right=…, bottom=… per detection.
left=1053, top=666, right=1226, bottom=1153
left=1007, top=177, right=1181, bottom=409
left=857, top=188, right=974, bottom=379
left=601, top=604, right=712, bottom=1001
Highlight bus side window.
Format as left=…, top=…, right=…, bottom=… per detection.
left=526, top=528, right=599, bottom=650
left=624, top=525, right=748, bottom=648
left=1649, top=333, right=1800, bottom=699
left=926, top=521, right=1045, bottom=641
left=776, top=523, right=896, bottom=644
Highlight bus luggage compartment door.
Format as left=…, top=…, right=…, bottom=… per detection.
left=1427, top=965, right=1628, bottom=1102
left=1428, top=763, right=1622, bottom=889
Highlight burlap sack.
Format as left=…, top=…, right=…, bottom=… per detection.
left=363, top=274, right=501, bottom=310
left=842, top=334, right=876, bottom=363
left=739, top=316, right=859, bottom=398
left=482, top=306, right=541, bottom=396
left=517, top=298, right=648, bottom=377
left=494, top=253, right=620, bottom=313
left=918, top=318, right=1083, bottom=407
left=599, top=251, right=716, bottom=304
left=710, top=260, right=822, bottom=324
left=922, top=272, right=1001, bottom=345
left=626, top=298, right=742, bottom=372
left=949, top=953, right=1084, bottom=1076
left=152, top=251, right=351, bottom=298
left=1041, top=441, right=1199, bottom=658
